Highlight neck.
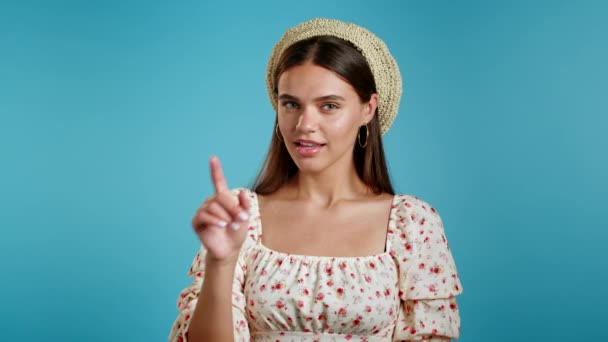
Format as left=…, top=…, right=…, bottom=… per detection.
left=288, top=162, right=369, bottom=208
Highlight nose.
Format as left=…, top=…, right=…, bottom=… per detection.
left=296, top=106, right=318, bottom=133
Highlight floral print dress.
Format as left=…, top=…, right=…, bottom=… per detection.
left=169, top=188, right=463, bottom=341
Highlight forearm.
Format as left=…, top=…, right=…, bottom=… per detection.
left=187, top=256, right=238, bottom=342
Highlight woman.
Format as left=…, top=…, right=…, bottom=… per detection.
left=169, top=18, right=463, bottom=342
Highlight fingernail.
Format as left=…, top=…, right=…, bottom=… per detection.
left=217, top=220, right=227, bottom=228
left=237, top=211, right=249, bottom=221
left=230, top=222, right=241, bottom=231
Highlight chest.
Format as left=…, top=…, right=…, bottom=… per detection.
left=258, top=198, right=393, bottom=257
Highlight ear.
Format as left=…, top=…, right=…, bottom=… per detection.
left=361, top=93, right=379, bottom=125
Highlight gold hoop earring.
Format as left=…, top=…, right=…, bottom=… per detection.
left=275, top=124, right=283, bottom=142
left=357, top=124, right=369, bottom=148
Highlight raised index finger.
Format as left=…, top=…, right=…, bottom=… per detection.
left=209, top=156, right=229, bottom=194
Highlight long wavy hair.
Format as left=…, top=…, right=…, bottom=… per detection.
left=251, top=36, right=394, bottom=196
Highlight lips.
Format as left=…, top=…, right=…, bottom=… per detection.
left=294, top=139, right=325, bottom=157
left=295, top=139, right=325, bottom=147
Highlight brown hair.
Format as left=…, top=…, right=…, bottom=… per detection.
left=251, top=36, right=394, bottom=195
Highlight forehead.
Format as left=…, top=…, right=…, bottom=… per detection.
left=277, top=63, right=357, bottom=99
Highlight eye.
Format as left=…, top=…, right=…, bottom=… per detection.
left=322, top=103, right=339, bottom=111
left=281, top=101, right=299, bottom=110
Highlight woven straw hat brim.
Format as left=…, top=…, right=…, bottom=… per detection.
left=266, top=18, right=402, bottom=136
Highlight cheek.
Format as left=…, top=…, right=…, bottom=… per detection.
left=277, top=115, right=293, bottom=132
left=332, top=119, right=353, bottom=132
left=329, top=115, right=360, bottom=138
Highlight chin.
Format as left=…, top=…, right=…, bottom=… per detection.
left=286, top=149, right=329, bottom=173
left=294, top=161, right=328, bottom=174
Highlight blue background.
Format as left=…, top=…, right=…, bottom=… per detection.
left=1, top=0, right=607, bottom=341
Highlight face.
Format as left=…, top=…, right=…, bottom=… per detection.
left=276, top=62, right=378, bottom=174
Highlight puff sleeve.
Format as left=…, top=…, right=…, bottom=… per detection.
left=390, top=195, right=463, bottom=341
left=168, top=188, right=255, bottom=342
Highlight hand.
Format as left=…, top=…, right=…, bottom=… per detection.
left=191, top=156, right=251, bottom=262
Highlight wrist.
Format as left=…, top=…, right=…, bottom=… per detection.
left=205, top=253, right=239, bottom=268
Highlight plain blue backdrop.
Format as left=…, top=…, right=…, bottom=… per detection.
left=1, top=0, right=607, bottom=341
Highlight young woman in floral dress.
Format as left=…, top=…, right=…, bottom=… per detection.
left=169, top=18, right=463, bottom=342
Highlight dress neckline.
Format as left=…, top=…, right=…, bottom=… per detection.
left=250, top=190, right=400, bottom=261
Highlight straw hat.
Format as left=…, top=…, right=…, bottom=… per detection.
left=266, top=18, right=402, bottom=135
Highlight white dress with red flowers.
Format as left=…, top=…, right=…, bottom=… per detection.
left=169, top=188, right=463, bottom=342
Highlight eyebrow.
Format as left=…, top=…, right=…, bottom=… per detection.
left=278, top=94, right=346, bottom=102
